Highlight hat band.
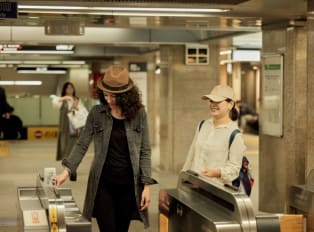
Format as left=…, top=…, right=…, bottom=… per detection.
left=101, top=80, right=130, bottom=92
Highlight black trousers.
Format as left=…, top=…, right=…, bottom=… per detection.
left=94, top=180, right=137, bottom=232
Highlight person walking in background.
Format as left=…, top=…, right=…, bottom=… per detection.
left=0, top=86, right=13, bottom=119
left=55, top=65, right=157, bottom=232
left=52, top=82, right=81, bottom=161
left=182, top=85, right=246, bottom=183
left=0, top=107, right=23, bottom=140
left=235, top=100, right=259, bottom=133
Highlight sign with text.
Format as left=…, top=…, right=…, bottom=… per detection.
left=0, top=1, right=17, bottom=19
left=261, top=54, right=283, bottom=137
left=27, top=127, right=58, bottom=140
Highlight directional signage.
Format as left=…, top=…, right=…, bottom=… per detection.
left=0, top=1, right=17, bottom=19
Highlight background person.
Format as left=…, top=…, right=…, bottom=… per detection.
left=51, top=82, right=80, bottom=161
left=0, top=107, right=23, bottom=140
left=55, top=65, right=157, bottom=232
left=0, top=87, right=13, bottom=119
left=235, top=100, right=259, bottom=133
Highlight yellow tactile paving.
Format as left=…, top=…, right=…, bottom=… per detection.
left=0, top=141, right=10, bottom=157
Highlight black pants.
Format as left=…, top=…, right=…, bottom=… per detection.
left=94, top=180, right=137, bottom=232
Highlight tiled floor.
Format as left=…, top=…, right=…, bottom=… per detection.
left=0, top=133, right=258, bottom=231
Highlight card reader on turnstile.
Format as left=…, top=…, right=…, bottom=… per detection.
left=17, top=168, right=91, bottom=232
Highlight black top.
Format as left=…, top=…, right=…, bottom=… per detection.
left=100, top=117, right=133, bottom=185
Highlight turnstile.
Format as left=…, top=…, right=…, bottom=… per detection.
left=289, top=169, right=314, bottom=231
left=159, top=171, right=302, bottom=232
left=17, top=174, right=91, bottom=232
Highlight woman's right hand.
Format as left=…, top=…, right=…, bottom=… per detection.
left=60, top=96, right=73, bottom=102
left=55, top=169, right=70, bottom=187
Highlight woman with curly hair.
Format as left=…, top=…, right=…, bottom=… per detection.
left=56, top=64, right=157, bottom=232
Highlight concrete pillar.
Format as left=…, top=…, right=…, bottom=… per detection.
left=159, top=44, right=220, bottom=172
left=69, top=68, right=89, bottom=98
left=260, top=26, right=307, bottom=212
left=306, top=18, right=314, bottom=177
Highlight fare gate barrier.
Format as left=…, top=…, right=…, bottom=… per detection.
left=17, top=173, right=91, bottom=232
left=159, top=171, right=303, bottom=232
left=289, top=169, right=314, bottom=232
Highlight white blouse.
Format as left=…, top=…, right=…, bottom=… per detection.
left=182, top=118, right=246, bottom=184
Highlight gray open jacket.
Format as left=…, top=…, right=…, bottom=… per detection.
left=62, top=104, right=157, bottom=228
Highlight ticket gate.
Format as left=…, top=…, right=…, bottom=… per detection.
left=17, top=174, right=91, bottom=232
left=159, top=170, right=303, bottom=232
left=289, top=169, right=314, bottom=231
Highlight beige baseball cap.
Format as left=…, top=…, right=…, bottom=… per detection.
left=202, top=85, right=236, bottom=102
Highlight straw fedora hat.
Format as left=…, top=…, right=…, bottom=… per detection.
left=97, top=65, right=134, bottom=93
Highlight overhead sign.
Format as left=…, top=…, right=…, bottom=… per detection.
left=0, top=1, right=17, bottom=19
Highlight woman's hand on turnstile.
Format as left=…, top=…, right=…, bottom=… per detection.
left=55, top=169, right=69, bottom=187
left=201, top=169, right=221, bottom=178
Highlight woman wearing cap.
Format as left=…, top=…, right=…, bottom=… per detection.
left=55, top=65, right=156, bottom=231
left=182, top=84, right=246, bottom=185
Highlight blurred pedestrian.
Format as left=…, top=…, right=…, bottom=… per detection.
left=0, top=87, right=13, bottom=119
left=52, top=82, right=82, bottom=161
left=0, top=107, right=23, bottom=140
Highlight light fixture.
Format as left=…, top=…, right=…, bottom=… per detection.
left=0, top=81, right=42, bottom=85
left=219, top=50, right=232, bottom=55
left=17, top=67, right=67, bottom=74
left=0, top=50, right=74, bottom=54
left=23, top=61, right=61, bottom=64
left=62, top=60, right=85, bottom=65
left=18, top=5, right=230, bottom=17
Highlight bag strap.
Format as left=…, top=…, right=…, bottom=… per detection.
left=228, top=129, right=240, bottom=159
left=229, top=129, right=240, bottom=149
left=199, top=120, right=240, bottom=160
left=199, top=119, right=205, bottom=131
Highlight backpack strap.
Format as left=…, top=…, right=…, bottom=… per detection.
left=199, top=120, right=205, bottom=131
left=229, top=129, right=240, bottom=149
left=200, top=121, right=240, bottom=148
left=228, top=129, right=240, bottom=160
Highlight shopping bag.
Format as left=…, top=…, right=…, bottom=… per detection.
left=67, top=104, right=88, bottom=129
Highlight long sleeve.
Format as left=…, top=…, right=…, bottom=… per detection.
left=182, top=123, right=201, bottom=171
left=220, top=133, right=245, bottom=184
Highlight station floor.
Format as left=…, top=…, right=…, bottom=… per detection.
left=0, top=133, right=258, bottom=232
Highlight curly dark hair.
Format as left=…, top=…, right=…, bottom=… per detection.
left=97, top=85, right=143, bottom=120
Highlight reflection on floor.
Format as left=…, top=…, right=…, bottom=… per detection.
left=0, top=133, right=258, bottom=232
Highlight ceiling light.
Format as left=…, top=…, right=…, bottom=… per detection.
left=62, top=60, right=85, bottom=65
left=17, top=67, right=67, bottom=74
left=0, top=81, right=42, bottom=85
left=0, top=61, right=21, bottom=64
left=220, top=50, right=232, bottom=55
left=18, top=5, right=230, bottom=13
left=0, top=50, right=74, bottom=54
left=23, top=61, right=61, bottom=64
left=18, top=5, right=230, bottom=17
